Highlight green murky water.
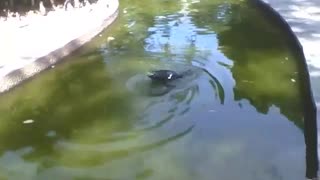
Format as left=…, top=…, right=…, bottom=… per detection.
left=0, top=0, right=308, bottom=179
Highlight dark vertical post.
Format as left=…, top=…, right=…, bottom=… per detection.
left=304, top=93, right=319, bottom=179
left=248, top=0, right=319, bottom=178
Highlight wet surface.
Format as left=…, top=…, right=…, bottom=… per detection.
left=0, top=0, right=312, bottom=179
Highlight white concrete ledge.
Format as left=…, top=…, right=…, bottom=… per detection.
left=0, top=0, right=119, bottom=93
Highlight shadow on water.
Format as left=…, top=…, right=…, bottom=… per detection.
left=0, top=0, right=317, bottom=179
left=247, top=0, right=319, bottom=178
left=190, top=0, right=318, bottom=178
left=190, top=1, right=304, bottom=126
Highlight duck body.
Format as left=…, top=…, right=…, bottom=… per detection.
left=147, top=70, right=183, bottom=82
left=126, top=68, right=195, bottom=97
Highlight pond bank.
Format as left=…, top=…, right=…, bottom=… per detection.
left=0, top=0, right=119, bottom=93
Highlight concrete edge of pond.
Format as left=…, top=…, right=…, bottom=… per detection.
left=250, top=0, right=319, bottom=179
left=0, top=0, right=119, bottom=94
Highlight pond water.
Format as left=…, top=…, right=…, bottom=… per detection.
left=0, top=0, right=312, bottom=179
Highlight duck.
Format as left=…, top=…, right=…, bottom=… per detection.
left=147, top=70, right=183, bottom=82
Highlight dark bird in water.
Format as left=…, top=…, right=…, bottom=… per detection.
left=147, top=70, right=183, bottom=82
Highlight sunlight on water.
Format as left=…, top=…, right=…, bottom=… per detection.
left=0, top=0, right=309, bottom=179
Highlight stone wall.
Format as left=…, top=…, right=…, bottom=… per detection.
left=0, top=0, right=119, bottom=93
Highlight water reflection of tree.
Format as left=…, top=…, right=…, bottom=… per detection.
left=189, top=2, right=237, bottom=33
left=0, top=51, right=199, bottom=172
left=189, top=2, right=304, bottom=128
left=98, top=0, right=182, bottom=56
left=0, top=55, right=137, bottom=162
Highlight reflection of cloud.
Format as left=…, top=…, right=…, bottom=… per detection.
left=176, top=122, right=305, bottom=180
left=0, top=150, right=38, bottom=180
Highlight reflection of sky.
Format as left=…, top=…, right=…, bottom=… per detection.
left=102, top=0, right=306, bottom=177
left=144, top=12, right=235, bottom=102
left=0, top=148, right=37, bottom=180
left=0, top=1, right=307, bottom=179
left=103, top=0, right=303, bottom=177
left=145, top=15, right=219, bottom=55
left=139, top=2, right=305, bottom=180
